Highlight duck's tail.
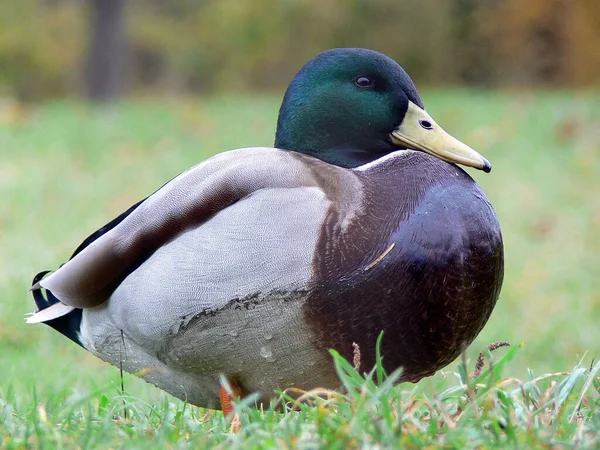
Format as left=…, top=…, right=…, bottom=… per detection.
left=28, top=271, right=83, bottom=347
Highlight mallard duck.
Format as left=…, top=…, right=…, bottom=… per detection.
left=29, top=48, right=503, bottom=412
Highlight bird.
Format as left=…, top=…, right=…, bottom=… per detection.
left=28, top=48, right=504, bottom=415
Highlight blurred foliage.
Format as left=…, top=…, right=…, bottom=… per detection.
left=1, top=0, right=599, bottom=100
left=0, top=0, right=84, bottom=100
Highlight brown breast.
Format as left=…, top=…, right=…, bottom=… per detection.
left=304, top=151, right=504, bottom=381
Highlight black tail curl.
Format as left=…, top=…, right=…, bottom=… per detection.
left=31, top=271, right=83, bottom=347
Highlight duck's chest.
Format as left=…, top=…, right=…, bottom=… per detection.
left=313, top=164, right=497, bottom=280
left=305, top=162, right=504, bottom=380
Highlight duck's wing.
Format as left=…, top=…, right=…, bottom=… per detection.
left=70, top=198, right=147, bottom=259
left=69, top=171, right=187, bottom=258
left=29, top=147, right=360, bottom=321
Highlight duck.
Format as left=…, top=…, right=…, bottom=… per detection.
left=28, top=48, right=504, bottom=413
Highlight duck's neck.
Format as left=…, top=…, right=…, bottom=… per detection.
left=274, top=107, right=399, bottom=169
left=287, top=147, right=389, bottom=169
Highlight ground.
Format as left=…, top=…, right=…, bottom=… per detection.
left=1, top=90, right=599, bottom=447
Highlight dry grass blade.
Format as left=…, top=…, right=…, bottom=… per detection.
left=434, top=395, right=456, bottom=429
left=285, top=387, right=341, bottom=412
left=472, top=341, right=511, bottom=379
left=352, top=342, right=361, bottom=372
left=569, top=360, right=600, bottom=422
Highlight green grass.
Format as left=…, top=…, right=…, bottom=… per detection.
left=1, top=90, right=599, bottom=447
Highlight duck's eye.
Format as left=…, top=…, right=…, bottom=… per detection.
left=419, top=119, right=433, bottom=130
left=355, top=76, right=373, bottom=88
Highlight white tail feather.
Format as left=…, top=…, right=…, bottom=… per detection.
left=25, top=302, right=76, bottom=323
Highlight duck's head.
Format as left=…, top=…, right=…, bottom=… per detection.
left=275, top=48, right=491, bottom=172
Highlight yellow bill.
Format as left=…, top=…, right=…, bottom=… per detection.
left=391, top=101, right=491, bottom=173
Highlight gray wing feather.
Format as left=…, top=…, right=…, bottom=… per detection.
left=38, top=147, right=330, bottom=308
left=88, top=185, right=330, bottom=349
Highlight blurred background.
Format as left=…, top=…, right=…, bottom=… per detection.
left=1, top=0, right=600, bottom=101
left=1, top=0, right=600, bottom=415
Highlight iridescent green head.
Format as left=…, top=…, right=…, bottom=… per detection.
left=275, top=48, right=490, bottom=171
